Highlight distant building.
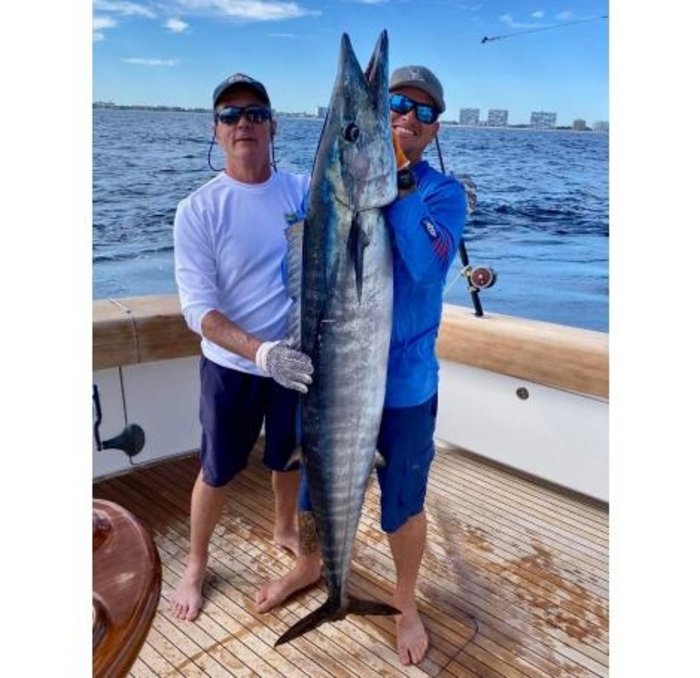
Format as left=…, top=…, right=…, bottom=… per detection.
left=487, top=109, right=508, bottom=127
left=572, top=119, right=587, bottom=131
left=593, top=120, right=609, bottom=133
left=530, top=111, right=557, bottom=129
left=316, top=106, right=328, bottom=119
left=459, top=108, right=480, bottom=126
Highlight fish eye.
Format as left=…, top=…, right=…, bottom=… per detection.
left=343, top=123, right=359, bottom=143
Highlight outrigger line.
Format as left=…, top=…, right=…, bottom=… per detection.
left=481, top=14, right=607, bottom=44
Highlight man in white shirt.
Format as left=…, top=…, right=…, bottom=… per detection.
left=170, top=73, right=313, bottom=621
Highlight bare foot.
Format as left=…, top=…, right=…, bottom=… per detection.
left=169, top=559, right=206, bottom=621
left=255, top=559, right=321, bottom=613
left=274, top=527, right=300, bottom=558
left=395, top=604, right=429, bottom=665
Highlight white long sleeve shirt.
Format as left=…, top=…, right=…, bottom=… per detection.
left=173, top=170, right=309, bottom=374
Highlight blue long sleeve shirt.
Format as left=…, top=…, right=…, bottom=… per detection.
left=383, top=160, right=467, bottom=408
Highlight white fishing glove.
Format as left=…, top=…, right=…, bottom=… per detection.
left=255, top=340, right=314, bottom=394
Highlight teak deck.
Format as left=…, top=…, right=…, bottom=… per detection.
left=93, top=442, right=609, bottom=677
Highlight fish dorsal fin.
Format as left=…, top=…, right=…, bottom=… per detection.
left=284, top=219, right=305, bottom=350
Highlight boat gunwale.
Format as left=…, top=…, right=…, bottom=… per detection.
left=93, top=294, right=609, bottom=398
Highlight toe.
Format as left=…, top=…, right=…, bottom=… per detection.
left=398, top=645, right=410, bottom=665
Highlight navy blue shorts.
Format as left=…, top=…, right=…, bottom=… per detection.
left=298, top=393, right=438, bottom=533
left=199, top=357, right=301, bottom=487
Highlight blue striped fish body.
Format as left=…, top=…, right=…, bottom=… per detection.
left=277, top=30, right=398, bottom=646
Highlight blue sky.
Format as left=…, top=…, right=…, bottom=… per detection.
left=93, top=0, right=608, bottom=125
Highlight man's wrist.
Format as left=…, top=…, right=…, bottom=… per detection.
left=255, top=340, right=278, bottom=372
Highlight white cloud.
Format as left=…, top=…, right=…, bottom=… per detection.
left=94, top=16, right=118, bottom=30
left=165, top=17, right=189, bottom=32
left=173, top=0, right=319, bottom=21
left=94, top=15, right=117, bottom=41
left=93, top=0, right=157, bottom=18
left=93, top=1, right=156, bottom=41
left=499, top=13, right=542, bottom=29
left=266, top=32, right=297, bottom=38
left=123, top=57, right=180, bottom=65
left=556, top=11, right=574, bottom=20
left=531, top=10, right=544, bottom=19
left=94, top=0, right=319, bottom=30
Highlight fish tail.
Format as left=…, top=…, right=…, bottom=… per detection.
left=275, top=599, right=336, bottom=647
left=346, top=595, right=400, bottom=617
left=274, top=596, right=400, bottom=647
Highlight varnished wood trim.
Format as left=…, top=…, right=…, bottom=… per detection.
left=437, top=305, right=608, bottom=398
left=93, top=295, right=608, bottom=398
left=93, top=295, right=199, bottom=370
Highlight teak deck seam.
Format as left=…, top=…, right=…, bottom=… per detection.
left=94, top=444, right=608, bottom=677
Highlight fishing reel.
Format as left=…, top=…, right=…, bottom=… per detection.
left=465, top=264, right=497, bottom=291
left=458, top=240, right=496, bottom=317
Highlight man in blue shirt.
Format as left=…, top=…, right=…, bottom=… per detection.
left=255, top=65, right=467, bottom=666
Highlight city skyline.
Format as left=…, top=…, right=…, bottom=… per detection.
left=93, top=0, right=609, bottom=125
left=92, top=98, right=608, bottom=129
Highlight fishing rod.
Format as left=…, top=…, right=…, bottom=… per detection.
left=434, top=136, right=496, bottom=317
left=481, top=14, right=607, bottom=44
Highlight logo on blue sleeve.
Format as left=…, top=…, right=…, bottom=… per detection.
left=421, top=218, right=438, bottom=239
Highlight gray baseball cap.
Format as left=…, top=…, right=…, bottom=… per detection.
left=212, top=73, right=271, bottom=109
left=389, top=65, right=445, bottom=114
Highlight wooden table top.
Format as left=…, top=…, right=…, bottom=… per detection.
left=93, top=499, right=161, bottom=678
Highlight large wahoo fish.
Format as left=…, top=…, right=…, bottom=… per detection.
left=277, top=30, right=398, bottom=646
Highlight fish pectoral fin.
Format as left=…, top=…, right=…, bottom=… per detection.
left=373, top=450, right=387, bottom=469
left=347, top=595, right=400, bottom=617
left=348, top=217, right=370, bottom=302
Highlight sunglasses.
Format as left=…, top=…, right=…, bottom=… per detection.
left=215, top=105, right=272, bottom=125
left=389, top=93, right=440, bottom=124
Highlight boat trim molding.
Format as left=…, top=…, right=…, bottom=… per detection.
left=93, top=294, right=608, bottom=399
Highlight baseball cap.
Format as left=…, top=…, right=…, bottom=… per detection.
left=212, top=73, right=271, bottom=109
left=389, top=65, right=445, bottom=114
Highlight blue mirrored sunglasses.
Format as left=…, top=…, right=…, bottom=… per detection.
left=215, top=105, right=272, bottom=125
left=389, top=93, right=440, bottom=124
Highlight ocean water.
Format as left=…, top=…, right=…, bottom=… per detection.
left=93, top=109, right=608, bottom=332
